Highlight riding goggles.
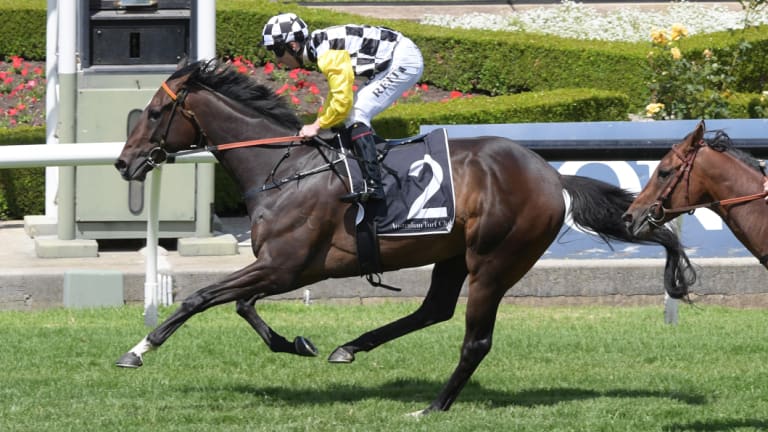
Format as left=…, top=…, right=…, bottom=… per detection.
left=267, top=43, right=287, bottom=58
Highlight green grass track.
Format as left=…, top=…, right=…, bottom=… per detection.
left=1, top=302, right=766, bottom=431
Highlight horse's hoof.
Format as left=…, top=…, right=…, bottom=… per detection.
left=115, top=352, right=143, bottom=368
left=407, top=409, right=428, bottom=418
left=408, top=406, right=437, bottom=417
left=293, top=336, right=318, bottom=357
left=327, top=346, right=355, bottom=363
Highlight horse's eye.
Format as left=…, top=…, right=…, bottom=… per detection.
left=148, top=109, right=162, bottom=122
left=657, top=169, right=672, bottom=179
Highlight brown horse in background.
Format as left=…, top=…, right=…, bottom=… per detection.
left=623, top=120, right=768, bottom=269
left=113, top=60, right=694, bottom=415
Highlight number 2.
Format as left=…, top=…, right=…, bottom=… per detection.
left=407, top=154, right=448, bottom=220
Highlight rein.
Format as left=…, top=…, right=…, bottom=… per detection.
left=167, top=136, right=305, bottom=161
left=648, top=139, right=768, bottom=225
left=157, top=79, right=351, bottom=196
left=155, top=81, right=302, bottom=162
left=661, top=191, right=768, bottom=215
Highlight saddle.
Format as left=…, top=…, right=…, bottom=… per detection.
left=337, top=128, right=456, bottom=277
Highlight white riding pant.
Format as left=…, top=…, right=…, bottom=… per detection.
left=346, top=37, right=424, bottom=128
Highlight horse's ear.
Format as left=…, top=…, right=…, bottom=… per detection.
left=176, top=55, right=190, bottom=70
left=692, top=120, right=706, bottom=143
left=201, top=58, right=219, bottom=72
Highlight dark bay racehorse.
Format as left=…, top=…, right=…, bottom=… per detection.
left=114, top=60, right=694, bottom=415
left=624, top=120, right=768, bottom=269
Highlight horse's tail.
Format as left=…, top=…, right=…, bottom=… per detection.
left=561, top=175, right=697, bottom=300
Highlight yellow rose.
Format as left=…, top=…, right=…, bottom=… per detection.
left=670, top=47, right=682, bottom=60
left=646, top=103, right=665, bottom=117
left=650, top=29, right=668, bottom=45
left=703, top=49, right=713, bottom=59
left=670, top=24, right=689, bottom=41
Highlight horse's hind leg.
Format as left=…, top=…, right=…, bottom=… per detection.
left=235, top=295, right=318, bottom=357
left=328, top=254, right=468, bottom=363
left=418, top=274, right=507, bottom=414
left=419, top=241, right=551, bottom=414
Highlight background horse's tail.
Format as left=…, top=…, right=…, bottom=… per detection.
left=561, top=175, right=696, bottom=300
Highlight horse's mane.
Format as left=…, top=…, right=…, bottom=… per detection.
left=703, top=129, right=763, bottom=173
left=169, top=59, right=304, bottom=131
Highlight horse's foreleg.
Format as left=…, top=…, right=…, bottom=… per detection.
left=419, top=276, right=505, bottom=415
left=328, top=255, right=468, bottom=363
left=235, top=296, right=318, bottom=357
left=115, top=262, right=274, bottom=368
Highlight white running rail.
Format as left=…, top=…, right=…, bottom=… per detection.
left=0, top=142, right=215, bottom=325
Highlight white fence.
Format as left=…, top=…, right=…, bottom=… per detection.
left=0, top=142, right=215, bottom=325
left=0, top=142, right=214, bottom=168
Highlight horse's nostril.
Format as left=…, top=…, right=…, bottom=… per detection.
left=114, top=159, right=126, bottom=171
left=621, top=213, right=633, bottom=224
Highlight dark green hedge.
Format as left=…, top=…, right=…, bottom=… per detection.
left=3, top=1, right=767, bottom=112
left=213, top=2, right=651, bottom=104
left=374, top=88, right=630, bottom=137
left=214, top=1, right=768, bottom=112
left=729, top=91, right=768, bottom=118
left=0, top=127, right=46, bottom=218
left=0, top=0, right=46, bottom=59
left=679, top=26, right=768, bottom=93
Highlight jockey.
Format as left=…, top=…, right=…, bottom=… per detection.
left=262, top=12, right=424, bottom=203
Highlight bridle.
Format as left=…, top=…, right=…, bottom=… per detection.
left=646, top=138, right=768, bottom=227
left=138, top=79, right=351, bottom=196
left=144, top=82, right=208, bottom=167
left=143, top=80, right=301, bottom=167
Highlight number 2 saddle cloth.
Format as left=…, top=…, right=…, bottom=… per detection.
left=341, top=128, right=456, bottom=236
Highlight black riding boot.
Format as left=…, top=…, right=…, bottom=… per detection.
left=340, top=123, right=385, bottom=203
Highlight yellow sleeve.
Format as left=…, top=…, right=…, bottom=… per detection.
left=316, top=50, right=354, bottom=129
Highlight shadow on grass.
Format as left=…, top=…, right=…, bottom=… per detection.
left=181, top=378, right=708, bottom=409
left=663, top=419, right=768, bottom=431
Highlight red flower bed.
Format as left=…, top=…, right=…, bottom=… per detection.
left=0, top=56, right=46, bottom=128
left=230, top=56, right=470, bottom=120
left=1, top=56, right=469, bottom=129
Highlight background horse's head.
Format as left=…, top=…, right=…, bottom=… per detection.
left=114, top=59, right=302, bottom=182
left=622, top=121, right=707, bottom=236
left=623, top=120, right=763, bottom=238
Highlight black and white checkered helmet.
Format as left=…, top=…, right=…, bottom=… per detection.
left=262, top=13, right=309, bottom=47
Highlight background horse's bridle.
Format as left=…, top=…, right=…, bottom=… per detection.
left=647, top=139, right=768, bottom=227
